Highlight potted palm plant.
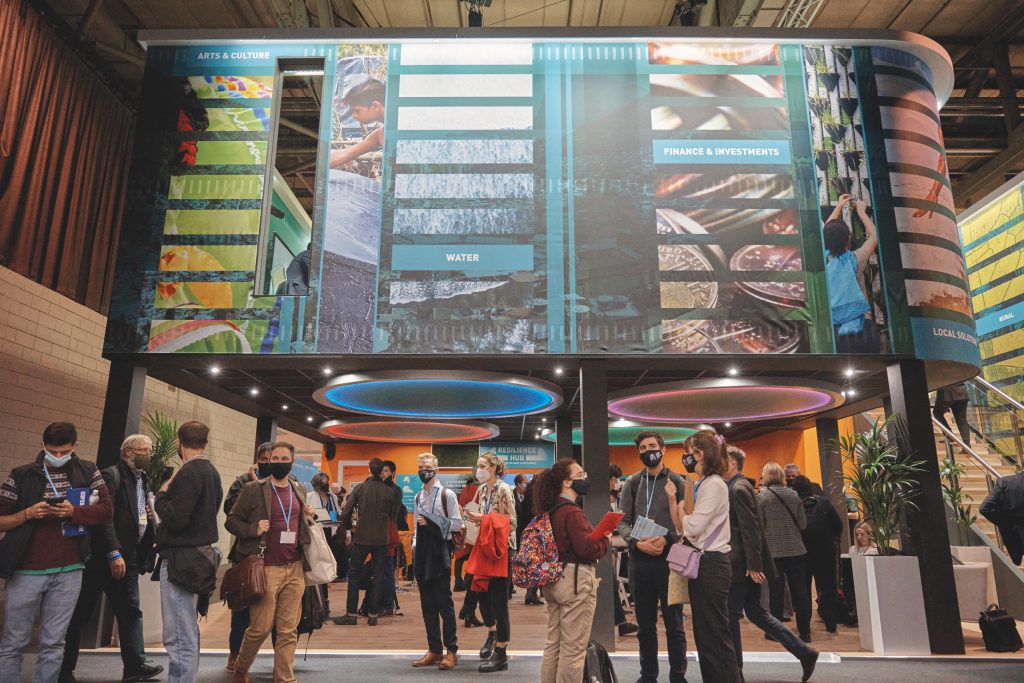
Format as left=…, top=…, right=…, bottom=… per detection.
left=835, top=414, right=931, bottom=654
left=141, top=411, right=180, bottom=487
left=940, top=457, right=976, bottom=546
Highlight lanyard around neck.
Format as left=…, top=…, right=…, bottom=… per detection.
left=272, top=483, right=294, bottom=528
left=642, top=471, right=657, bottom=518
left=42, top=465, right=61, bottom=498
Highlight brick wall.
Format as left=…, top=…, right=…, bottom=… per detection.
left=0, top=265, right=255, bottom=555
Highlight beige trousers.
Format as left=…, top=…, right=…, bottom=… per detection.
left=235, top=561, right=305, bottom=683
left=540, top=564, right=599, bottom=683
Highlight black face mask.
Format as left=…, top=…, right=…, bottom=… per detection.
left=418, top=469, right=436, bottom=484
left=682, top=453, right=698, bottom=474
left=640, top=450, right=663, bottom=468
left=385, top=476, right=395, bottom=486
left=570, top=479, right=590, bottom=496
left=268, top=462, right=292, bottom=480
left=257, top=462, right=272, bottom=479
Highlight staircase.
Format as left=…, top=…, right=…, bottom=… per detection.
left=932, top=431, right=1009, bottom=546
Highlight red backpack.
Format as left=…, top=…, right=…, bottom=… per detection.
left=512, top=500, right=570, bottom=589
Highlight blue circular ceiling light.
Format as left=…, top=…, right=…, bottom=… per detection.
left=313, top=371, right=563, bottom=419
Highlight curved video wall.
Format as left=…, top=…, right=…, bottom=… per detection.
left=104, top=33, right=978, bottom=368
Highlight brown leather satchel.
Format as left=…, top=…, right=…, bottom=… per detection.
left=220, top=541, right=267, bottom=610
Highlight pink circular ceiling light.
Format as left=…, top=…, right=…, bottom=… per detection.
left=607, top=378, right=844, bottom=423
left=319, top=418, right=499, bottom=444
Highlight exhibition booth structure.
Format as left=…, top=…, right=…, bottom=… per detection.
left=97, top=27, right=980, bottom=654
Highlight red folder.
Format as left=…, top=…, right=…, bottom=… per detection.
left=588, top=511, right=624, bottom=541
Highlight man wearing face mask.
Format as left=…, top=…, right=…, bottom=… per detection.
left=62, top=434, right=162, bottom=683
left=223, top=442, right=277, bottom=673
left=226, top=442, right=316, bottom=683
left=379, top=460, right=407, bottom=617
left=336, top=458, right=402, bottom=626
left=616, top=431, right=688, bottom=683
left=411, top=453, right=463, bottom=670
left=0, top=422, right=113, bottom=683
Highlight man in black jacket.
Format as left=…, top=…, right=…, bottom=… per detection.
left=334, top=458, right=402, bottom=626
left=61, top=435, right=162, bottom=683
left=725, top=447, right=817, bottom=682
left=980, top=471, right=1024, bottom=565
left=791, top=475, right=844, bottom=633
left=154, top=421, right=223, bottom=683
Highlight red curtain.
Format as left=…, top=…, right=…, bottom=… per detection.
left=0, top=0, right=135, bottom=313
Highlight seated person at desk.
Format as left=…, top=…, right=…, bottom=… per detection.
left=848, top=522, right=877, bottom=556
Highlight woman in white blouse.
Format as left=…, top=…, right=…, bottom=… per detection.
left=665, top=430, right=741, bottom=683
left=849, top=521, right=878, bottom=556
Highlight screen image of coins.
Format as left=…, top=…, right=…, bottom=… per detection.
left=704, top=319, right=801, bottom=354
left=730, top=245, right=806, bottom=308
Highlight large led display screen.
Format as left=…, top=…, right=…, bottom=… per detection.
left=959, top=175, right=1024, bottom=453
left=104, top=36, right=978, bottom=367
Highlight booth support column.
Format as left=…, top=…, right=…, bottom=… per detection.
left=555, top=411, right=574, bottom=462
left=815, top=417, right=850, bottom=551
left=96, top=362, right=147, bottom=469
left=255, top=416, right=277, bottom=459
left=886, top=359, right=965, bottom=654
left=579, top=360, right=615, bottom=651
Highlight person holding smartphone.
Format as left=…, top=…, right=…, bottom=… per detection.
left=0, top=422, right=113, bottom=683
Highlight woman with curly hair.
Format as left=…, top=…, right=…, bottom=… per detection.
left=535, top=459, right=610, bottom=683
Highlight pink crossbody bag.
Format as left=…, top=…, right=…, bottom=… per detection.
left=666, top=519, right=727, bottom=580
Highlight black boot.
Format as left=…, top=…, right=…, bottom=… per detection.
left=478, top=631, right=497, bottom=660
left=479, top=646, right=508, bottom=673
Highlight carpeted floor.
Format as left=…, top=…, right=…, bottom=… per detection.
left=41, top=651, right=1024, bottom=682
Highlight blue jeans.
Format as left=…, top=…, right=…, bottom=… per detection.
left=729, top=576, right=815, bottom=671
left=160, top=563, right=199, bottom=683
left=0, top=569, right=83, bottom=683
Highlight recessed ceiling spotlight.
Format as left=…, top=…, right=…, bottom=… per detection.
left=727, top=367, right=739, bottom=376
left=724, top=422, right=732, bottom=428
left=541, top=418, right=547, bottom=423
left=322, top=367, right=332, bottom=376
left=847, top=388, right=857, bottom=398
left=306, top=416, right=314, bottom=422
left=844, top=368, right=855, bottom=378
left=249, top=388, right=259, bottom=396
left=554, top=367, right=564, bottom=375
left=210, top=366, right=221, bottom=375
left=534, top=434, right=540, bottom=440
left=281, top=404, right=288, bottom=410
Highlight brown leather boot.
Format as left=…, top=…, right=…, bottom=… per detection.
left=230, top=667, right=249, bottom=683
left=225, top=652, right=238, bottom=672
left=412, top=652, right=443, bottom=667
left=439, top=651, right=458, bottom=670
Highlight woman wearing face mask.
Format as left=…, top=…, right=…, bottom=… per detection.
left=537, top=460, right=610, bottom=683
left=666, top=431, right=742, bottom=683
left=463, top=452, right=517, bottom=673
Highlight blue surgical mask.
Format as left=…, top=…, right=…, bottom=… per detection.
left=44, top=449, right=73, bottom=468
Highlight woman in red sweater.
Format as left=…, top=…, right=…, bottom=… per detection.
left=536, top=459, right=611, bottom=683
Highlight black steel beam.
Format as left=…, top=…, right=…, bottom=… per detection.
left=886, top=360, right=965, bottom=654
left=96, top=362, right=147, bottom=468
left=579, top=360, right=615, bottom=651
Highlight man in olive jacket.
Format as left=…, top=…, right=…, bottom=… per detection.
left=334, top=458, right=402, bottom=626
left=725, top=447, right=818, bottom=682
left=225, top=442, right=315, bottom=683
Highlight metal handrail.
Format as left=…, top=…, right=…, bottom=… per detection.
left=932, top=417, right=1002, bottom=480
left=971, top=375, right=1024, bottom=413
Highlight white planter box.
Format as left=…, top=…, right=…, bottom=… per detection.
left=851, top=554, right=931, bottom=655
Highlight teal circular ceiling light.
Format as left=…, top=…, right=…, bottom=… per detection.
left=313, top=370, right=563, bottom=419
left=541, top=421, right=698, bottom=446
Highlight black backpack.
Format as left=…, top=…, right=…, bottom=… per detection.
left=801, top=495, right=839, bottom=548
left=298, top=586, right=326, bottom=636
left=980, top=604, right=1023, bottom=652
left=582, top=640, right=617, bottom=683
